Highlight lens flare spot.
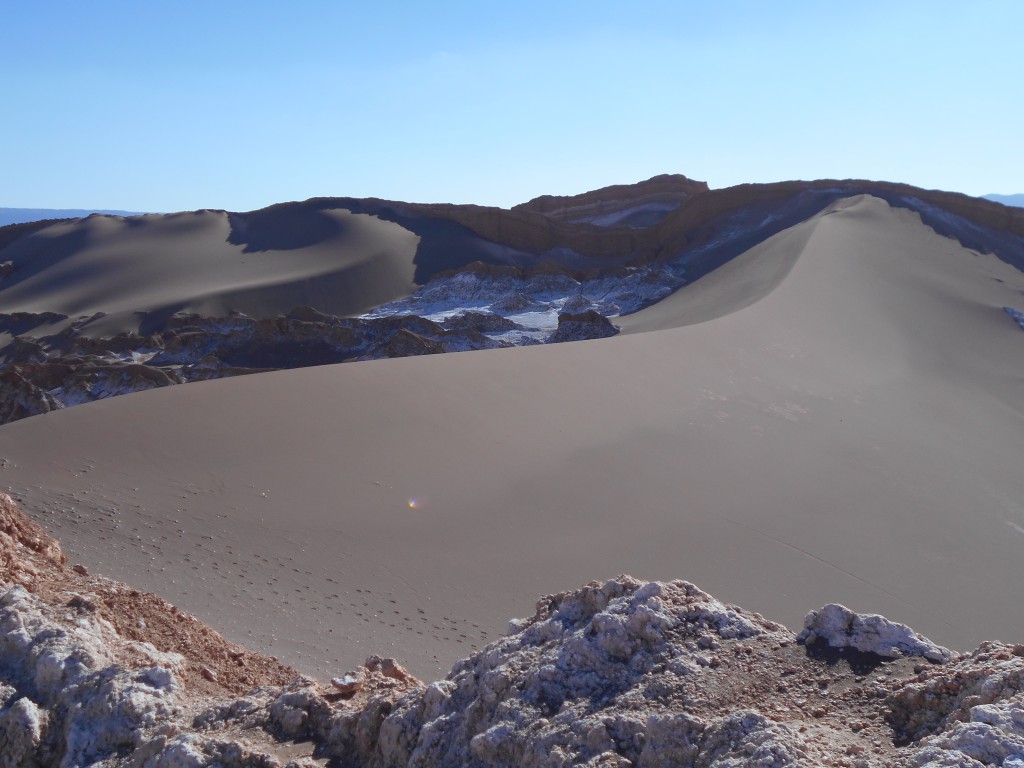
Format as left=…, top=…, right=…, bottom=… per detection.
left=407, top=498, right=419, bottom=510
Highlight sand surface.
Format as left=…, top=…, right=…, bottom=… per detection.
left=0, top=209, right=420, bottom=330
left=2, top=195, right=1024, bottom=680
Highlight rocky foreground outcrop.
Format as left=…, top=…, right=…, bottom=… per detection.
left=3, top=493, right=1024, bottom=766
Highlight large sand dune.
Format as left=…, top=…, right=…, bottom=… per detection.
left=2, top=195, right=1023, bottom=680
left=0, top=208, right=421, bottom=330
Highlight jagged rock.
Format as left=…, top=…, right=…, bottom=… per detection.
left=696, top=710, right=808, bottom=767
left=441, top=311, right=522, bottom=333
left=367, top=329, right=444, bottom=359
left=0, top=261, right=14, bottom=279
left=390, top=270, right=581, bottom=317
left=49, top=361, right=180, bottom=406
left=189, top=657, right=420, bottom=764
left=2, top=338, right=48, bottom=365
left=490, top=292, right=547, bottom=313
left=560, top=294, right=594, bottom=314
left=0, top=696, right=44, bottom=768
left=162, top=311, right=253, bottom=334
left=308, top=581, right=1024, bottom=767
left=0, top=309, right=511, bottom=426
left=548, top=310, right=620, bottom=343
left=800, top=603, right=953, bottom=662
left=0, top=312, right=67, bottom=336
left=0, top=684, right=16, bottom=706
left=0, top=494, right=65, bottom=565
left=285, top=305, right=337, bottom=324
left=0, top=368, right=62, bottom=425
left=331, top=578, right=786, bottom=767
left=513, top=174, right=710, bottom=228
left=888, top=642, right=1024, bottom=753
left=0, top=584, right=186, bottom=766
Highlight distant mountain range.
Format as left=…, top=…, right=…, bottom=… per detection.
left=984, top=194, right=1024, bottom=207
left=0, top=207, right=146, bottom=227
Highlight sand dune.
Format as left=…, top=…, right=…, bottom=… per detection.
left=2, top=195, right=1024, bottom=681
left=0, top=208, right=420, bottom=331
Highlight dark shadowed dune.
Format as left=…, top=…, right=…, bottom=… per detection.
left=0, top=209, right=421, bottom=330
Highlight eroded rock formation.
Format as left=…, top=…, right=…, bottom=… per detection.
left=0, top=310, right=514, bottom=426
left=548, top=310, right=620, bottom=343
left=512, top=174, right=710, bottom=228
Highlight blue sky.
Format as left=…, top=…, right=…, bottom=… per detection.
left=2, top=1, right=1020, bottom=212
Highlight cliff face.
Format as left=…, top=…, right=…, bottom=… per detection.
left=4, top=494, right=1024, bottom=767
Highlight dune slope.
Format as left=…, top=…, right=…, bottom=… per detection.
left=1, top=196, right=1023, bottom=682
left=0, top=209, right=421, bottom=329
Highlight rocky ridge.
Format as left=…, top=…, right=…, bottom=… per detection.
left=408, top=180, right=1024, bottom=271
left=3, top=494, right=1024, bottom=766
left=0, top=295, right=624, bottom=426
left=511, top=174, right=710, bottom=227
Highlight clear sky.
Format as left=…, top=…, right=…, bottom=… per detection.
left=2, top=1, right=1020, bottom=212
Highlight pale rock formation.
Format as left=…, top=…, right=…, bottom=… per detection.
left=889, top=642, right=1024, bottom=766
left=799, top=603, right=954, bottom=663
left=332, top=578, right=807, bottom=766
left=0, top=584, right=185, bottom=766
left=0, top=695, right=43, bottom=768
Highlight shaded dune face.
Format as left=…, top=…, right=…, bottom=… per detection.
left=2, top=195, right=1023, bottom=682
left=0, top=209, right=422, bottom=325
